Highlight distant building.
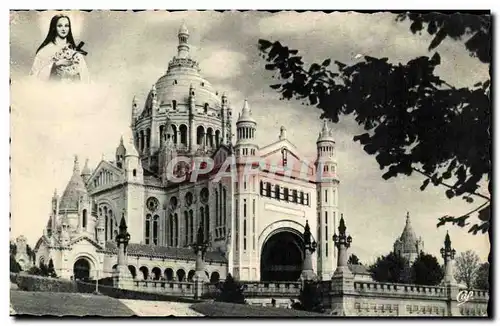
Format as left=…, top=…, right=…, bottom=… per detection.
left=393, top=212, right=424, bottom=264
left=14, top=235, right=33, bottom=271
left=34, top=23, right=341, bottom=282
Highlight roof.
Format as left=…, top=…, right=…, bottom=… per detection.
left=59, top=157, right=88, bottom=212
left=398, top=212, right=419, bottom=253
left=104, top=241, right=227, bottom=263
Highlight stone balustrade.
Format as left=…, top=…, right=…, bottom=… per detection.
left=131, top=280, right=195, bottom=296
left=353, top=281, right=447, bottom=299
left=240, top=281, right=301, bottom=297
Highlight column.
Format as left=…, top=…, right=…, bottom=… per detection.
left=441, top=232, right=461, bottom=316
left=330, top=214, right=355, bottom=316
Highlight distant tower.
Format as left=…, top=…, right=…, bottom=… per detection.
left=131, top=96, right=139, bottom=127
left=315, top=120, right=339, bottom=280
left=233, top=99, right=259, bottom=280
left=177, top=22, right=190, bottom=59
left=116, top=137, right=126, bottom=169
left=188, top=84, right=196, bottom=153
left=394, top=212, right=424, bottom=264
left=122, top=127, right=145, bottom=243
left=81, top=159, right=91, bottom=183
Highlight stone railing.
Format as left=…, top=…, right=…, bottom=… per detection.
left=130, top=279, right=195, bottom=296
left=353, top=281, right=447, bottom=299
left=241, top=281, right=301, bottom=297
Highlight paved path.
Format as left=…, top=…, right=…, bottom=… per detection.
left=119, top=299, right=204, bottom=317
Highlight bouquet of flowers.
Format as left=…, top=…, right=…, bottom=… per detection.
left=52, top=45, right=83, bottom=80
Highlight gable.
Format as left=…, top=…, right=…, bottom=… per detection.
left=69, top=235, right=103, bottom=249
left=259, top=140, right=315, bottom=176
left=87, top=160, right=124, bottom=191
left=212, top=145, right=232, bottom=168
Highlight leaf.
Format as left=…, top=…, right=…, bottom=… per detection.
left=322, top=59, right=331, bottom=67
left=420, top=178, right=430, bottom=191
left=445, top=189, right=455, bottom=199
left=430, top=52, right=441, bottom=65
left=258, top=39, right=274, bottom=51
left=478, top=205, right=490, bottom=222
left=462, top=196, right=474, bottom=203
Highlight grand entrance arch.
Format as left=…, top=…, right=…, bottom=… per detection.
left=73, top=258, right=91, bottom=280
left=260, top=230, right=304, bottom=281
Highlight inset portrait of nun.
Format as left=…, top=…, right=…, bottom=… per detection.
left=30, top=13, right=90, bottom=83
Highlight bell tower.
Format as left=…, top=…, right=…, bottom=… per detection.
left=315, top=120, right=339, bottom=280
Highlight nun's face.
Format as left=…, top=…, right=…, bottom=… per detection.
left=56, top=17, right=70, bottom=38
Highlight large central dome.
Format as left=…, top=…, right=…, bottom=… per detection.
left=149, top=23, right=221, bottom=111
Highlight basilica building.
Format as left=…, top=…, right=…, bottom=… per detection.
left=34, top=23, right=341, bottom=283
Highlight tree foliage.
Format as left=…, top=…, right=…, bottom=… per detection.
left=216, top=273, right=246, bottom=304
left=474, top=262, right=489, bottom=290
left=348, top=254, right=361, bottom=265
left=47, top=259, right=57, bottom=278
left=454, top=250, right=480, bottom=288
left=410, top=252, right=444, bottom=285
left=10, top=254, right=21, bottom=273
left=292, top=281, right=325, bottom=313
left=258, top=12, right=491, bottom=234
left=369, top=252, right=409, bottom=283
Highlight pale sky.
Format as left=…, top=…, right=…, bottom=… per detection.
left=9, top=10, right=490, bottom=264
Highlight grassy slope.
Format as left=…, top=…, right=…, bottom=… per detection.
left=192, top=302, right=328, bottom=317
left=10, top=290, right=136, bottom=317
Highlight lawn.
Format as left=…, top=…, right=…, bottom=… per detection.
left=10, top=289, right=136, bottom=317
left=191, top=302, right=329, bottom=317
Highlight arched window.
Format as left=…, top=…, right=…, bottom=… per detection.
left=197, top=126, right=205, bottom=145
left=184, top=211, right=189, bottom=246
left=146, top=128, right=151, bottom=149
left=215, top=190, right=219, bottom=231
left=274, top=185, right=280, bottom=200
left=145, top=214, right=151, bottom=244
left=300, top=191, right=304, bottom=205
left=82, top=209, right=87, bottom=229
left=153, top=215, right=159, bottom=245
left=292, top=190, right=298, bottom=203
left=204, top=205, right=209, bottom=242
left=159, top=125, right=165, bottom=147
left=204, top=103, right=209, bottom=114
left=171, top=125, right=178, bottom=144
left=172, top=100, right=177, bottom=110
left=266, top=182, right=271, bottom=197
left=284, top=188, right=289, bottom=202
left=222, top=188, right=227, bottom=231
left=179, top=124, right=188, bottom=146
left=174, top=213, right=178, bottom=247
left=189, top=210, right=194, bottom=243
left=200, top=206, right=204, bottom=234
left=169, top=214, right=174, bottom=246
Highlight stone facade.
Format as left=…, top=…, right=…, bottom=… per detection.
left=33, top=23, right=339, bottom=282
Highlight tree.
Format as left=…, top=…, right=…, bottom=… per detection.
left=454, top=250, right=480, bottom=288
left=258, top=12, right=491, bottom=234
left=369, top=252, right=409, bottom=283
left=410, top=252, right=444, bottom=285
left=293, top=281, right=325, bottom=313
left=216, top=273, right=246, bottom=304
left=473, top=262, right=489, bottom=290
left=348, top=254, right=361, bottom=265
left=10, top=254, right=21, bottom=273
left=47, top=259, right=57, bottom=278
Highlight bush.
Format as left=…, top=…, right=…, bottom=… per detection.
left=10, top=255, right=21, bottom=273
left=293, top=281, right=325, bottom=313
left=216, top=273, right=246, bottom=304
left=16, top=274, right=78, bottom=293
